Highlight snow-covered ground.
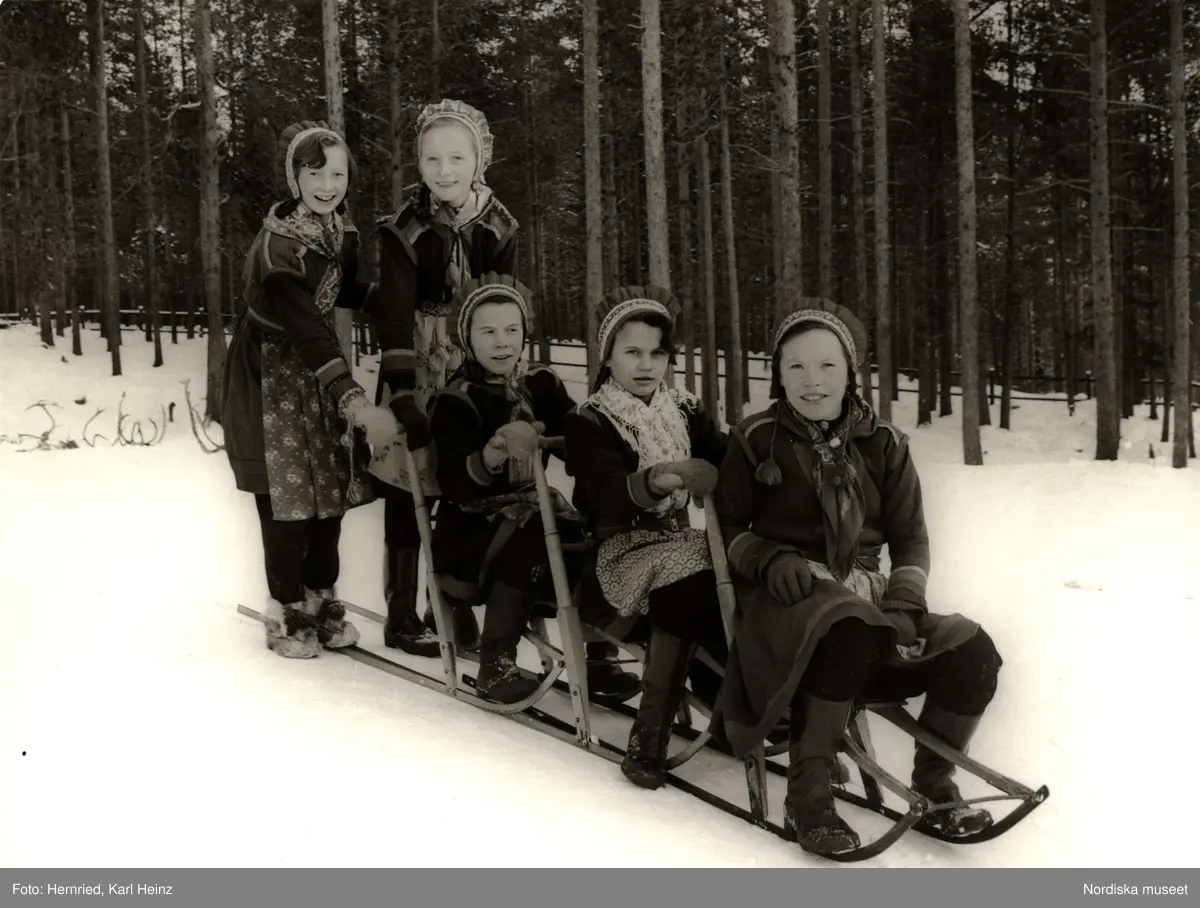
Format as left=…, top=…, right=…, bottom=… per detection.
left=1, top=321, right=1198, bottom=868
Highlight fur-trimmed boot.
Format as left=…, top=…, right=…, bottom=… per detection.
left=263, top=597, right=322, bottom=659
left=911, top=701, right=994, bottom=838
left=306, top=587, right=360, bottom=649
left=586, top=640, right=642, bottom=702
left=621, top=628, right=696, bottom=790
left=474, top=582, right=540, bottom=704
left=784, top=692, right=861, bottom=857
left=382, top=546, right=440, bottom=657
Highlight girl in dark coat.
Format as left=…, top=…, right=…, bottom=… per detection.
left=369, top=99, right=519, bottom=658
left=428, top=275, right=637, bottom=704
left=563, top=286, right=730, bottom=791
left=222, top=121, right=404, bottom=659
left=714, top=297, right=1002, bottom=856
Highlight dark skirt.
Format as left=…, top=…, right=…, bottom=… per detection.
left=718, top=573, right=981, bottom=758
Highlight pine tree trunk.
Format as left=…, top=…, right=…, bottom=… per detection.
left=195, top=0, right=226, bottom=421
left=698, top=123, right=719, bottom=415
left=772, top=0, right=802, bottom=320
left=1169, top=0, right=1190, bottom=468
left=430, top=0, right=441, bottom=98
left=31, top=117, right=54, bottom=347
left=677, top=97, right=696, bottom=392
left=89, top=0, right=122, bottom=375
left=582, top=0, right=603, bottom=386
left=136, top=0, right=163, bottom=367
left=916, top=203, right=933, bottom=426
left=1090, top=0, right=1119, bottom=460
left=817, top=0, right=833, bottom=301
left=388, top=0, right=404, bottom=207
left=321, top=0, right=354, bottom=363
left=953, top=0, right=982, bottom=464
left=719, top=33, right=743, bottom=424
left=871, top=0, right=892, bottom=419
left=848, top=0, right=872, bottom=408
left=61, top=104, right=81, bottom=357
left=642, top=0, right=670, bottom=289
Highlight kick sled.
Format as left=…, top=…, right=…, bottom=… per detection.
left=237, top=435, right=1048, bottom=863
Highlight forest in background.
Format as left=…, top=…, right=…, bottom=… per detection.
left=1, top=0, right=1197, bottom=464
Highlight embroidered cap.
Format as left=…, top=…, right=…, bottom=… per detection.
left=592, top=286, right=680, bottom=363
left=416, top=99, right=494, bottom=186
left=769, top=297, right=867, bottom=400
left=449, top=272, right=534, bottom=358
left=278, top=120, right=346, bottom=200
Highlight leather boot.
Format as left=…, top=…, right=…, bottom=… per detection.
left=586, top=640, right=642, bottom=701
left=382, top=546, right=441, bottom=657
left=423, top=595, right=480, bottom=653
left=784, top=692, right=861, bottom=856
left=474, top=582, right=540, bottom=704
left=912, top=701, right=994, bottom=837
left=621, top=628, right=696, bottom=790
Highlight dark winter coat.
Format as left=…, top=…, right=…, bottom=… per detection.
left=373, top=187, right=519, bottom=404
left=714, top=401, right=980, bottom=758
left=222, top=221, right=413, bottom=495
left=428, top=364, right=577, bottom=597
left=562, top=393, right=728, bottom=630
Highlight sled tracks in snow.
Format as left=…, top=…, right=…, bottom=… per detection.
left=236, top=600, right=1048, bottom=864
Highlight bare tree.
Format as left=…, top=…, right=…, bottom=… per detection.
left=1090, top=0, right=1118, bottom=460
left=642, top=0, right=670, bottom=289
left=719, top=28, right=743, bottom=423
left=195, top=0, right=226, bottom=421
left=136, top=0, right=163, bottom=367
left=583, top=0, right=603, bottom=387
left=1169, top=0, right=1190, bottom=469
left=88, top=0, right=121, bottom=376
left=322, top=0, right=354, bottom=362
left=817, top=0, right=833, bottom=301
left=848, top=0, right=871, bottom=407
left=953, top=0, right=982, bottom=465
left=872, top=0, right=892, bottom=419
left=388, top=0, right=404, bottom=207
left=771, top=0, right=802, bottom=319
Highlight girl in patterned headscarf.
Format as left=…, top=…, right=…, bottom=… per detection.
left=221, top=120, right=406, bottom=660
left=563, top=285, right=731, bottom=793
left=714, top=297, right=1002, bottom=857
left=370, top=99, right=520, bottom=659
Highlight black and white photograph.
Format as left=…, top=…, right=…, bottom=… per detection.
left=1, top=0, right=1198, bottom=884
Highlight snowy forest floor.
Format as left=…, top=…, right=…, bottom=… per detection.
left=1, top=322, right=1198, bottom=867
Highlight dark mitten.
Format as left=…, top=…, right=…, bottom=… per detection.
left=388, top=394, right=431, bottom=450
left=881, top=608, right=919, bottom=646
left=880, top=587, right=926, bottom=647
left=661, top=458, right=720, bottom=496
left=762, top=552, right=813, bottom=604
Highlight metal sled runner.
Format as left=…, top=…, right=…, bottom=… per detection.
left=237, top=438, right=1048, bottom=862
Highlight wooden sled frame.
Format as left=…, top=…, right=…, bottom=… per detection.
left=237, top=436, right=1048, bottom=863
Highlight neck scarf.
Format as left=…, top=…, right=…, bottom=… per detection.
left=587, top=378, right=694, bottom=516
left=782, top=394, right=872, bottom=580
left=263, top=202, right=345, bottom=316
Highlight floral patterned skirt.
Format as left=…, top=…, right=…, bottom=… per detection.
left=596, top=527, right=713, bottom=619
left=260, top=336, right=376, bottom=521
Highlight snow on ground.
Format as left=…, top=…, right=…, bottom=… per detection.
left=1, top=321, right=1198, bottom=868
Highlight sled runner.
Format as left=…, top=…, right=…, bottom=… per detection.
left=236, top=435, right=1048, bottom=862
